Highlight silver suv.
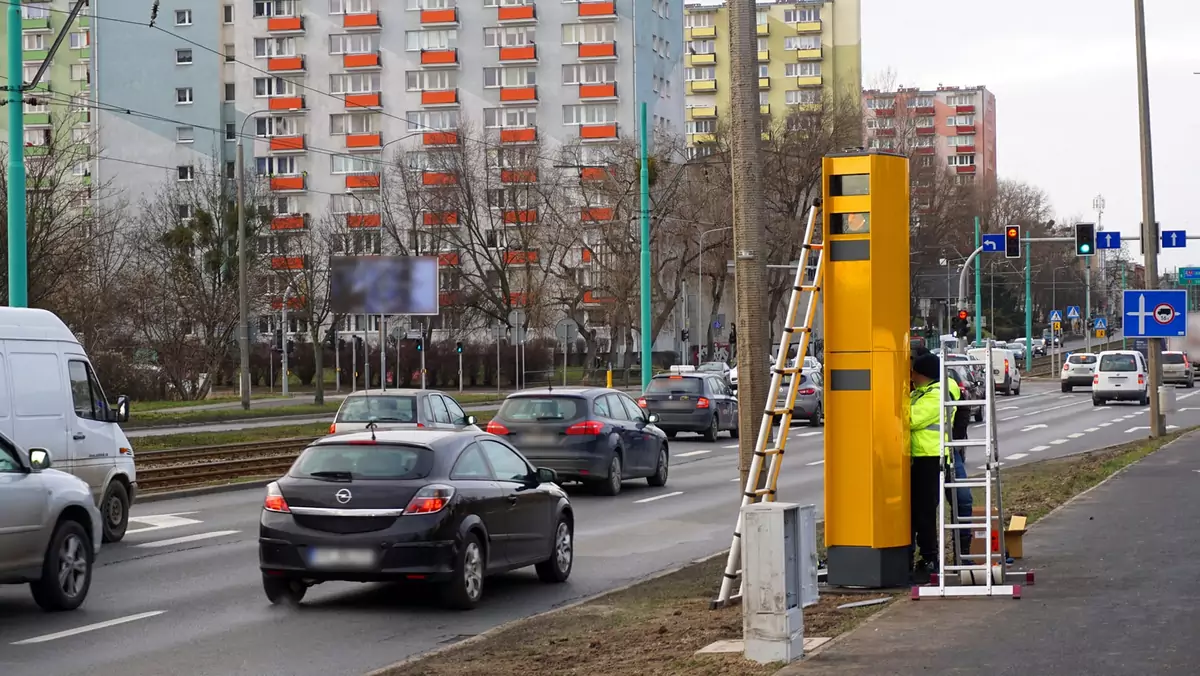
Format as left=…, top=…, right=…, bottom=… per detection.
left=0, top=436, right=102, bottom=611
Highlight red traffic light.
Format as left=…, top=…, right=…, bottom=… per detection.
left=957, top=310, right=969, bottom=321
left=1006, top=227, right=1018, bottom=238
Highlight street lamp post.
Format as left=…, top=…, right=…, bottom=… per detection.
left=237, top=108, right=277, bottom=411
left=280, top=279, right=298, bottom=396
left=698, top=226, right=733, bottom=362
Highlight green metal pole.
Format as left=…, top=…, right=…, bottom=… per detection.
left=1024, top=239, right=1032, bottom=366
left=638, top=102, right=651, bottom=390
left=7, top=2, right=28, bottom=307
left=1122, top=264, right=1127, bottom=349
left=974, top=216, right=982, bottom=343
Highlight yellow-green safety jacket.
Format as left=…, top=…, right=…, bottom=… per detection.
left=910, top=378, right=958, bottom=458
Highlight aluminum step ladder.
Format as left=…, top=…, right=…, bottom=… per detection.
left=913, top=342, right=1034, bottom=599
left=711, top=202, right=824, bottom=609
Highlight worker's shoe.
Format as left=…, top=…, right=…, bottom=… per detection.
left=910, top=561, right=934, bottom=585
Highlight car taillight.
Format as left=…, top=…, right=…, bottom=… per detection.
left=1063, top=363, right=1069, bottom=371
left=1094, top=374, right=1100, bottom=384
left=264, top=482, right=290, bottom=513
left=566, top=420, right=605, bottom=435
left=486, top=420, right=509, bottom=435
left=329, top=423, right=337, bottom=434
left=798, top=388, right=816, bottom=396
left=404, top=484, right=455, bottom=515
left=637, top=397, right=648, bottom=408
left=696, top=397, right=711, bottom=409
left=1138, top=374, right=1145, bottom=385
left=1005, top=359, right=1010, bottom=373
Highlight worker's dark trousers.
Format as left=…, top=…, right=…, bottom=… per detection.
left=911, top=456, right=943, bottom=567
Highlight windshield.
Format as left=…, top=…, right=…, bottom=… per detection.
left=646, top=376, right=704, bottom=395
left=291, top=444, right=432, bottom=480
left=1100, top=354, right=1138, bottom=372
left=697, top=362, right=725, bottom=372
left=1163, top=353, right=1186, bottom=364
left=1068, top=355, right=1098, bottom=365
left=497, top=396, right=584, bottom=421
left=337, top=396, right=418, bottom=423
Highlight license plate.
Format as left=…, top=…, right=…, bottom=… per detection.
left=525, top=433, right=557, bottom=445
left=308, top=547, right=377, bottom=569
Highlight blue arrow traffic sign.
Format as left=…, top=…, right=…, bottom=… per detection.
left=1162, top=230, right=1187, bottom=248
left=981, top=234, right=1005, bottom=253
left=1122, top=289, right=1188, bottom=338
left=1066, top=306, right=1081, bottom=319
left=1094, top=317, right=1108, bottom=330
left=1097, top=231, right=1121, bottom=249
left=1048, top=310, right=1063, bottom=322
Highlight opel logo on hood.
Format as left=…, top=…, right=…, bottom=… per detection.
left=335, top=489, right=352, bottom=504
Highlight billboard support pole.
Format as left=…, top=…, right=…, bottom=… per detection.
left=421, top=318, right=427, bottom=389
left=380, top=315, right=387, bottom=391
left=364, top=315, right=371, bottom=391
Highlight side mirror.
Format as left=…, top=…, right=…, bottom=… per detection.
left=647, top=413, right=660, bottom=424
left=112, top=395, right=130, bottom=423
left=28, top=448, right=51, bottom=470
left=535, top=467, right=558, bottom=484
left=465, top=415, right=478, bottom=426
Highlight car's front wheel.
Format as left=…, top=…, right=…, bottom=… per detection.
left=101, top=481, right=130, bottom=543
left=30, top=520, right=93, bottom=612
left=647, top=447, right=668, bottom=487
left=262, top=574, right=307, bottom=605
left=535, top=517, right=574, bottom=583
left=442, top=533, right=485, bottom=610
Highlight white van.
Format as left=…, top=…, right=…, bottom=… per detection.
left=0, top=308, right=135, bottom=542
left=966, top=347, right=1021, bottom=395
left=1093, top=350, right=1150, bottom=406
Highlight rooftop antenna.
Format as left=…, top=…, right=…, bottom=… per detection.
left=367, top=419, right=378, bottom=442
left=546, top=370, right=553, bottom=392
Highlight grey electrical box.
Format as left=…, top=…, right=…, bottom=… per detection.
left=742, top=502, right=818, bottom=665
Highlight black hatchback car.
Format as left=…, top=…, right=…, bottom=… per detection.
left=638, top=373, right=738, bottom=441
left=258, top=429, right=574, bottom=609
left=486, top=388, right=668, bottom=497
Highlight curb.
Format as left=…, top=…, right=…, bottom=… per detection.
left=136, top=479, right=274, bottom=503
left=363, top=549, right=729, bottom=676
left=127, top=413, right=336, bottom=432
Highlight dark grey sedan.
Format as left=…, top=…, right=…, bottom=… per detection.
left=639, top=373, right=739, bottom=441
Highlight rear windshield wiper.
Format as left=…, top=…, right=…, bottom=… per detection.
left=308, top=470, right=353, bottom=481
left=534, top=416, right=564, bottom=421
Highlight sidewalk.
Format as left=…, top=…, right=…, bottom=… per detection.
left=779, top=431, right=1200, bottom=676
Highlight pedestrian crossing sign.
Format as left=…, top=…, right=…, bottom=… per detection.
left=1048, top=310, right=1063, bottom=322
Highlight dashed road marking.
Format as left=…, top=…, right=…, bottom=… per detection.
left=797, top=431, right=822, bottom=437
left=11, top=611, right=167, bottom=645
left=634, top=491, right=684, bottom=504
left=1050, top=439, right=1068, bottom=445
left=1068, top=433, right=1085, bottom=439
left=998, top=406, right=1019, bottom=411
left=806, top=460, right=825, bottom=466
left=1029, top=445, right=1050, bottom=452
left=676, top=450, right=711, bottom=458
left=1085, top=427, right=1100, bottom=432
left=134, top=530, right=240, bottom=548
left=1001, top=416, right=1020, bottom=421
left=722, top=444, right=738, bottom=449
left=1005, top=453, right=1029, bottom=460
left=1125, top=426, right=1148, bottom=434
left=1098, top=422, right=1112, bottom=427
left=125, top=512, right=202, bottom=536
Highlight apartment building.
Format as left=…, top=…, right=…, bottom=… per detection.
left=861, top=85, right=998, bottom=194
left=681, top=0, right=860, bottom=157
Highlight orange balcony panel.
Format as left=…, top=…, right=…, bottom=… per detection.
left=580, top=166, right=611, bottom=181
left=271, top=256, right=305, bottom=270
left=498, top=5, right=536, bottom=20
left=439, top=291, right=458, bottom=306
left=267, top=16, right=303, bottom=32
left=271, top=215, right=306, bottom=231
left=503, top=210, right=537, bottom=224
left=500, top=128, right=537, bottom=143
left=581, top=207, right=613, bottom=221
left=581, top=248, right=593, bottom=262
left=578, top=42, right=616, bottom=58
left=501, top=169, right=537, bottom=183
left=915, top=126, right=936, bottom=136
left=956, top=145, right=976, bottom=154
left=504, top=250, right=539, bottom=265
left=345, top=93, right=381, bottom=109
left=270, top=176, right=304, bottom=191
left=578, top=1, right=615, bottom=16
left=955, top=105, right=976, bottom=114
left=346, top=132, right=382, bottom=149
left=583, top=290, right=614, bottom=304
left=499, top=45, right=537, bottom=61
left=579, top=83, right=616, bottom=99
left=914, top=146, right=936, bottom=155
left=875, top=128, right=896, bottom=137
left=423, top=171, right=457, bottom=186
left=420, top=8, right=458, bottom=24
left=343, top=12, right=380, bottom=28
left=955, top=124, right=975, bottom=134
left=267, top=56, right=304, bottom=72
left=343, top=52, right=380, bottom=68
left=873, top=107, right=895, bottom=117
left=269, top=135, right=305, bottom=152
left=500, top=86, right=537, bottom=102
left=421, top=89, right=458, bottom=105
left=424, top=211, right=459, bottom=226
left=268, top=96, right=305, bottom=111
left=914, top=106, right=935, bottom=115
left=423, top=131, right=458, bottom=146
left=347, top=213, right=382, bottom=228
left=270, top=296, right=306, bottom=311
left=438, top=253, right=460, bottom=267
left=509, top=292, right=528, bottom=306
left=580, top=124, right=618, bottom=140
left=346, top=174, right=380, bottom=190
left=955, top=165, right=976, bottom=174
left=421, top=49, right=458, bottom=65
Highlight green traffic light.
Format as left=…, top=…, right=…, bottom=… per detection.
left=1080, top=244, right=1091, bottom=253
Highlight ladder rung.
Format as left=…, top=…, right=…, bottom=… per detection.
left=944, top=564, right=993, bottom=571
left=941, top=523, right=977, bottom=530
left=947, top=359, right=987, bottom=367
left=806, top=243, right=823, bottom=250
left=945, top=480, right=990, bottom=488
left=945, top=440, right=989, bottom=448
left=754, top=448, right=784, bottom=456
left=783, top=326, right=812, bottom=333
left=794, top=285, right=820, bottom=292
left=770, top=367, right=804, bottom=375
left=946, top=399, right=987, bottom=407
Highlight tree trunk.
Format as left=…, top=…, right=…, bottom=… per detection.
left=312, top=328, right=325, bottom=405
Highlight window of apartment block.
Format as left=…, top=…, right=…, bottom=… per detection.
left=562, top=103, right=617, bottom=125
left=911, top=95, right=934, bottom=108
left=483, top=0, right=532, bottom=6
left=405, top=109, right=458, bottom=131
left=177, top=204, right=195, bottom=219
left=687, top=39, right=714, bottom=54
left=947, top=114, right=975, bottom=126
left=562, top=63, right=615, bottom=85
left=684, top=12, right=712, bottom=27
left=483, top=107, right=535, bottom=129
left=176, top=49, right=193, bottom=65
left=784, top=35, right=819, bottom=50
left=685, top=66, right=715, bottom=81
left=405, top=29, right=457, bottom=51
left=785, top=89, right=820, bottom=105
left=225, top=44, right=235, bottom=62
left=330, top=0, right=375, bottom=14
left=947, top=93, right=975, bottom=106
left=176, top=126, right=195, bottom=143
left=23, top=33, right=46, bottom=50
left=69, top=32, right=89, bottom=49
left=403, top=70, right=454, bottom=92
left=176, top=87, right=193, bottom=104
left=253, top=77, right=296, bottom=97
left=330, top=33, right=378, bottom=54
left=331, top=194, right=379, bottom=213
left=331, top=154, right=379, bottom=174
left=685, top=120, right=715, bottom=134
left=561, top=23, right=614, bottom=45
left=175, top=9, right=192, bottom=25
left=755, top=9, right=767, bottom=25
left=783, top=7, right=818, bottom=22
left=255, top=0, right=296, bottom=16
left=785, top=62, right=820, bottom=77
left=256, top=116, right=301, bottom=137
left=177, top=165, right=195, bottom=181
left=331, top=112, right=379, bottom=134
left=224, top=4, right=234, bottom=22
left=22, top=3, right=50, bottom=20
left=406, top=0, right=456, bottom=9
left=484, top=26, right=535, bottom=48
left=256, top=156, right=299, bottom=175
left=254, top=37, right=296, bottom=58
left=69, top=64, right=89, bottom=81
left=483, top=67, right=536, bottom=88
left=225, top=83, right=235, bottom=101
left=948, top=154, right=976, bottom=167
left=332, top=72, right=382, bottom=94
left=225, top=124, right=236, bottom=140
left=225, top=161, right=235, bottom=178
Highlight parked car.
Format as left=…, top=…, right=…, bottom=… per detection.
left=639, top=373, right=738, bottom=441
left=1, top=438, right=102, bottom=611
left=947, top=364, right=985, bottom=422
left=1061, top=353, right=1098, bottom=392
left=1161, top=351, right=1194, bottom=388
left=487, top=388, right=668, bottom=496
left=0, top=308, right=134, bottom=543
left=773, top=369, right=824, bottom=427
left=329, top=389, right=480, bottom=435
left=258, top=429, right=573, bottom=610
left=1093, top=350, right=1150, bottom=406
left=967, top=347, right=1022, bottom=395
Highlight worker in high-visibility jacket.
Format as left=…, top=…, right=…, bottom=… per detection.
left=909, top=351, right=947, bottom=577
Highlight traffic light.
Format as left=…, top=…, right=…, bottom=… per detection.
left=1004, top=225, right=1021, bottom=259
left=956, top=309, right=969, bottom=337
left=455, top=341, right=463, bottom=353
left=286, top=340, right=295, bottom=355
left=415, top=338, right=423, bottom=352
left=681, top=329, right=689, bottom=342
left=1074, top=222, right=1095, bottom=257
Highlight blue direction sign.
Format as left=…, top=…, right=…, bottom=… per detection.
left=1097, top=231, right=1121, bottom=250
left=1094, top=317, right=1108, bottom=330
left=981, top=234, right=1005, bottom=253
left=1066, top=306, right=1081, bottom=320
left=1048, top=310, right=1063, bottom=322
left=1122, top=289, right=1188, bottom=338
left=1162, top=230, right=1188, bottom=248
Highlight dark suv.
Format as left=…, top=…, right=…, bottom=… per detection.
left=638, top=373, right=739, bottom=441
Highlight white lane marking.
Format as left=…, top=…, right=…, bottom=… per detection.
left=1001, top=416, right=1020, bottom=421
left=1111, top=418, right=1125, bottom=423
left=634, top=491, right=684, bottom=504
left=124, top=512, right=202, bottom=535
left=998, top=406, right=1019, bottom=411
left=676, top=450, right=711, bottom=458
left=1125, top=427, right=1148, bottom=433
left=977, top=462, right=1005, bottom=469
left=1179, top=391, right=1200, bottom=400
left=806, top=460, right=825, bottom=466
left=1169, top=424, right=1180, bottom=430
left=1057, top=395, right=1072, bottom=400
left=1005, top=453, right=1029, bottom=460
left=12, top=611, right=166, bottom=645
left=797, top=431, right=822, bottom=437
left=134, top=530, right=240, bottom=548
left=730, top=477, right=740, bottom=482
left=1099, top=422, right=1112, bottom=427
left=1085, top=427, right=1100, bottom=432
left=1049, top=439, right=1068, bottom=445
left=1029, top=445, right=1050, bottom=452
left=722, top=444, right=738, bottom=449
left=1068, top=433, right=1085, bottom=439
left=1020, top=424, right=1047, bottom=432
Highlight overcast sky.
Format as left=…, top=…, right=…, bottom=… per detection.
left=862, top=0, right=1199, bottom=273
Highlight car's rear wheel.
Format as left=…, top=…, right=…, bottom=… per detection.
left=665, top=430, right=677, bottom=439
left=536, top=518, right=574, bottom=583
left=729, top=420, right=739, bottom=438
left=262, top=574, right=307, bottom=605
left=30, top=520, right=92, bottom=612
left=1093, top=397, right=1105, bottom=406
left=703, top=414, right=719, bottom=442
left=101, top=481, right=129, bottom=543
left=442, top=533, right=484, bottom=610
left=647, top=447, right=668, bottom=487
left=1062, top=383, right=1072, bottom=393
left=596, top=454, right=622, bottom=496
left=809, top=404, right=823, bottom=427
left=974, top=407, right=983, bottom=422
left=1188, top=379, right=1195, bottom=389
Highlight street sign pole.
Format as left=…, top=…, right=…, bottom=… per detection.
left=1085, top=266, right=1092, bottom=353
left=1025, top=240, right=1033, bottom=366
left=974, top=216, right=983, bottom=344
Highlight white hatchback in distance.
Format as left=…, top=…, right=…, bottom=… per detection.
left=1093, top=350, right=1150, bottom=406
left=1061, top=353, right=1097, bottom=392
